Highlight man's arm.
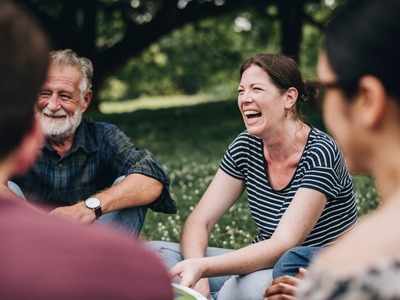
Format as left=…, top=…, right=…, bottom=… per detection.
left=95, top=173, right=162, bottom=212
left=50, top=123, right=172, bottom=223
left=49, top=173, right=163, bottom=224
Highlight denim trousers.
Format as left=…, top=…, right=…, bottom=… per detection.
left=148, top=241, right=273, bottom=300
left=272, top=246, right=322, bottom=278
left=7, top=177, right=146, bottom=236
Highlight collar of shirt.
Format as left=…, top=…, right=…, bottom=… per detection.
left=43, top=119, right=99, bottom=157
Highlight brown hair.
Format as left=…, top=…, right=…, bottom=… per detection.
left=0, top=1, right=49, bottom=159
left=240, top=53, right=315, bottom=118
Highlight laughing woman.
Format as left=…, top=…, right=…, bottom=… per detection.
left=152, top=54, right=357, bottom=300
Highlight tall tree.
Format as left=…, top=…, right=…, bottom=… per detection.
left=20, top=0, right=327, bottom=107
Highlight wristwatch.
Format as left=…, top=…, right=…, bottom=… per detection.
left=84, top=197, right=102, bottom=219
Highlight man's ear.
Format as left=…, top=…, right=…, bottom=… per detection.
left=355, top=76, right=387, bottom=129
left=284, top=87, right=299, bottom=110
left=80, top=90, right=93, bottom=113
left=11, top=117, right=44, bottom=176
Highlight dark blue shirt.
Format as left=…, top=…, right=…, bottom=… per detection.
left=13, top=119, right=176, bottom=213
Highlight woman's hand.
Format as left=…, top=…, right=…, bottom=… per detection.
left=170, top=258, right=208, bottom=288
left=193, top=278, right=211, bottom=299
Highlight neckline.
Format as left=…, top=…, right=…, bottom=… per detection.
left=261, top=126, right=314, bottom=192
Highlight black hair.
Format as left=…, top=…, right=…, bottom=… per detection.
left=325, top=0, right=400, bottom=99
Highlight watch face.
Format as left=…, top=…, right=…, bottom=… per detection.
left=85, top=197, right=100, bottom=209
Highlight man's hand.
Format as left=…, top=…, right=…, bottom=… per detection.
left=170, top=258, right=207, bottom=289
left=0, top=183, right=19, bottom=199
left=264, top=268, right=307, bottom=300
left=49, top=202, right=96, bottom=224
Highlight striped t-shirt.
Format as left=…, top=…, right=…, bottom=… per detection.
left=220, top=128, right=358, bottom=246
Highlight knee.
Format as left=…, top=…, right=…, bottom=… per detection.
left=218, top=270, right=272, bottom=300
left=273, top=246, right=317, bottom=278
left=145, top=241, right=182, bottom=269
left=147, top=240, right=172, bottom=252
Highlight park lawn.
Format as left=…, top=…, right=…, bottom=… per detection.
left=91, top=99, right=378, bottom=248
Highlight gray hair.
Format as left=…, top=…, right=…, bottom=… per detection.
left=49, top=49, right=93, bottom=96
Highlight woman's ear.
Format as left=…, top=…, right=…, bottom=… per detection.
left=355, top=76, right=387, bottom=129
left=284, top=87, right=299, bottom=110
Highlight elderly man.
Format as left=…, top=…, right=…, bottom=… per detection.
left=9, top=49, right=175, bottom=234
left=0, top=1, right=172, bottom=299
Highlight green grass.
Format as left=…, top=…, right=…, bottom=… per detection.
left=99, top=94, right=231, bottom=114
left=90, top=99, right=378, bottom=248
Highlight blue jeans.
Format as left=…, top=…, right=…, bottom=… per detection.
left=7, top=178, right=146, bottom=236
left=272, top=246, right=321, bottom=278
left=148, top=241, right=273, bottom=300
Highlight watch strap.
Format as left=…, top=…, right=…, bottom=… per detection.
left=94, top=206, right=102, bottom=219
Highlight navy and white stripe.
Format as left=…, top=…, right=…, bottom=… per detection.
left=220, top=128, right=357, bottom=246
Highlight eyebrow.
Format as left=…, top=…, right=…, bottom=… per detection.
left=238, top=83, right=267, bottom=88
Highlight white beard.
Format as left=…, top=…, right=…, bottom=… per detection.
left=39, top=107, right=83, bottom=143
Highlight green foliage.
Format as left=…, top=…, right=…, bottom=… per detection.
left=97, top=1, right=340, bottom=103
left=353, top=176, right=379, bottom=215
left=91, top=99, right=378, bottom=248
left=99, top=11, right=281, bottom=101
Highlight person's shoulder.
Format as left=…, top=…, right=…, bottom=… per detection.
left=85, top=119, right=121, bottom=134
left=0, top=197, right=172, bottom=299
left=307, top=127, right=340, bottom=158
left=312, top=202, right=400, bottom=276
left=86, top=120, right=130, bottom=145
left=308, top=127, right=339, bottom=151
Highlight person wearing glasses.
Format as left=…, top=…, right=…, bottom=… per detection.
left=265, top=1, right=400, bottom=299
left=152, top=53, right=358, bottom=300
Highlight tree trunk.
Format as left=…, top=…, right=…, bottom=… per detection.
left=277, top=0, right=304, bottom=62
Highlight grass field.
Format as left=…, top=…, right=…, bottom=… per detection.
left=91, top=98, right=378, bottom=248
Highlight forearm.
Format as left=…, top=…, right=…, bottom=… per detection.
left=95, top=173, right=163, bottom=214
left=201, top=237, right=292, bottom=277
left=181, top=216, right=210, bottom=259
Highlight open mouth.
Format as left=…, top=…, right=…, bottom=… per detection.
left=244, top=110, right=262, bottom=119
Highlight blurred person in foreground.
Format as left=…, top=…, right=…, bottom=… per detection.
left=7, top=48, right=176, bottom=236
left=0, top=1, right=172, bottom=299
left=266, top=0, right=400, bottom=299
left=151, top=53, right=358, bottom=300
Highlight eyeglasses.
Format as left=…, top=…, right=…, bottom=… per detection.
left=308, top=79, right=359, bottom=111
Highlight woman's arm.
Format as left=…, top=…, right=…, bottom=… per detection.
left=172, top=188, right=327, bottom=287
left=181, top=168, right=244, bottom=260
left=178, top=168, right=244, bottom=297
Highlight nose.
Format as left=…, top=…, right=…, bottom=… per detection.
left=46, top=94, right=62, bottom=112
left=243, top=96, right=254, bottom=103
left=240, top=91, right=254, bottom=103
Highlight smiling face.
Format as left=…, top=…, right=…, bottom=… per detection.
left=37, top=64, right=91, bottom=142
left=237, top=64, right=289, bottom=137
